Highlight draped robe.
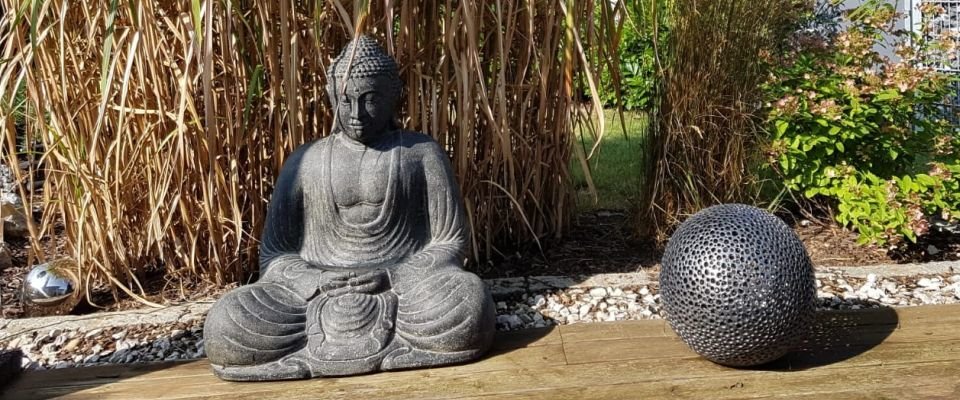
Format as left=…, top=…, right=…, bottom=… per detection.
left=204, top=131, right=495, bottom=380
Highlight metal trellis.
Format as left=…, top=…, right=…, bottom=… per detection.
left=910, top=0, right=960, bottom=123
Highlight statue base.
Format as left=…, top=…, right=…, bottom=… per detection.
left=210, top=338, right=487, bottom=381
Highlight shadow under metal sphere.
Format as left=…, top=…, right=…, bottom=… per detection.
left=660, top=204, right=815, bottom=367
left=20, top=259, right=81, bottom=317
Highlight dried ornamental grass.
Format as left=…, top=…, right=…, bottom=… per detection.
left=0, top=1, right=620, bottom=303
left=641, top=0, right=804, bottom=238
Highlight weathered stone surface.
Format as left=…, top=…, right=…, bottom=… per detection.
left=203, top=36, right=495, bottom=381
left=0, top=349, right=23, bottom=387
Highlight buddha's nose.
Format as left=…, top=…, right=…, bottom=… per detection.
left=350, top=101, right=364, bottom=121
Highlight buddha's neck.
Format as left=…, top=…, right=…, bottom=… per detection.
left=335, top=130, right=397, bottom=150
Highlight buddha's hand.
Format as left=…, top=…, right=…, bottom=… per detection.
left=260, top=263, right=324, bottom=300
left=322, top=269, right=391, bottom=297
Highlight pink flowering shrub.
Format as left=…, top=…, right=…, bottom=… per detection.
left=765, top=0, right=960, bottom=244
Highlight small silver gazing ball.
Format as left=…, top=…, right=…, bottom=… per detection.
left=660, top=204, right=816, bottom=367
left=21, top=259, right=80, bottom=316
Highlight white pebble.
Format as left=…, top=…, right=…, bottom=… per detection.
left=532, top=295, right=546, bottom=308
left=882, top=281, right=898, bottom=293
left=917, top=278, right=938, bottom=289
left=589, top=287, right=607, bottom=298
left=170, top=330, right=186, bottom=341
left=579, top=304, right=592, bottom=318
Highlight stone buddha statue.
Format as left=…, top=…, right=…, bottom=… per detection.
left=203, top=36, right=496, bottom=381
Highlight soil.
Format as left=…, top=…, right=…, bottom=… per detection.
left=477, top=210, right=659, bottom=279
left=2, top=209, right=957, bottom=320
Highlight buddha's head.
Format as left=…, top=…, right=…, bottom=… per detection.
left=326, top=36, right=403, bottom=145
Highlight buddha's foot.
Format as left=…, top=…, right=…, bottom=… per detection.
left=210, top=357, right=312, bottom=382
left=210, top=341, right=487, bottom=380
left=210, top=343, right=397, bottom=380
left=380, top=345, right=487, bottom=371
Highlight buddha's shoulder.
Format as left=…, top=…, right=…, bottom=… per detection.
left=275, top=139, right=333, bottom=178
left=398, top=131, right=446, bottom=157
left=286, top=139, right=326, bottom=161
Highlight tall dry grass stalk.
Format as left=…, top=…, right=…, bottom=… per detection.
left=0, top=1, right=619, bottom=302
left=640, top=0, right=802, bottom=237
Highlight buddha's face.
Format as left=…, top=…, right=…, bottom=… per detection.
left=334, top=75, right=398, bottom=145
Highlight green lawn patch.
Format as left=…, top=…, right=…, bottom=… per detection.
left=571, top=109, right=648, bottom=211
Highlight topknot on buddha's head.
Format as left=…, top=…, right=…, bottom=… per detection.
left=329, top=35, right=400, bottom=81
left=326, top=35, right=402, bottom=108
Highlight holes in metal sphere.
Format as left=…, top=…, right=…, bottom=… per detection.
left=660, top=204, right=816, bottom=367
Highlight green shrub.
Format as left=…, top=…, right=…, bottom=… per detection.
left=765, top=0, right=960, bottom=244
left=597, top=1, right=668, bottom=111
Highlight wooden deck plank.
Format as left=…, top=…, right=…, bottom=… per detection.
left=24, top=339, right=960, bottom=400
left=4, top=304, right=960, bottom=399
left=6, top=344, right=567, bottom=399
left=559, top=319, right=677, bottom=343
left=557, top=309, right=896, bottom=344
left=168, top=350, right=960, bottom=399
left=7, top=327, right=561, bottom=390
left=884, top=303, right=960, bottom=323
left=460, top=361, right=960, bottom=400
left=562, top=336, right=688, bottom=364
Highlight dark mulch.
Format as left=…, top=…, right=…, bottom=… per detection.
left=2, top=209, right=957, bottom=320
left=783, top=213, right=960, bottom=266
left=479, top=209, right=960, bottom=278
left=475, top=210, right=658, bottom=279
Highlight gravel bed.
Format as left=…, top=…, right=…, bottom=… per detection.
left=3, top=271, right=959, bottom=371
left=3, top=321, right=204, bottom=371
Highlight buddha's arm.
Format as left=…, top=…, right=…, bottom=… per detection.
left=388, top=141, right=468, bottom=292
left=258, top=147, right=329, bottom=299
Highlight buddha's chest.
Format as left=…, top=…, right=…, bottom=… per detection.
left=326, top=143, right=412, bottom=225
left=329, top=147, right=392, bottom=202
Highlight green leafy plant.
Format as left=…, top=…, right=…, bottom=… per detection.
left=765, top=0, right=960, bottom=244
left=596, top=1, right=668, bottom=111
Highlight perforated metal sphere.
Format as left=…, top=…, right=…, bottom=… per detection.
left=660, top=204, right=815, bottom=367
left=20, top=259, right=81, bottom=317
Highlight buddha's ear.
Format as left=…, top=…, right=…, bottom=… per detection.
left=325, top=78, right=338, bottom=110
left=391, top=78, right=404, bottom=127
left=325, top=79, right=343, bottom=134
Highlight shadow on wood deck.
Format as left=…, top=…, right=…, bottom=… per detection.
left=4, top=304, right=960, bottom=399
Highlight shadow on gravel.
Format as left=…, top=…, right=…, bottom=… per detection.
left=755, top=302, right=899, bottom=371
